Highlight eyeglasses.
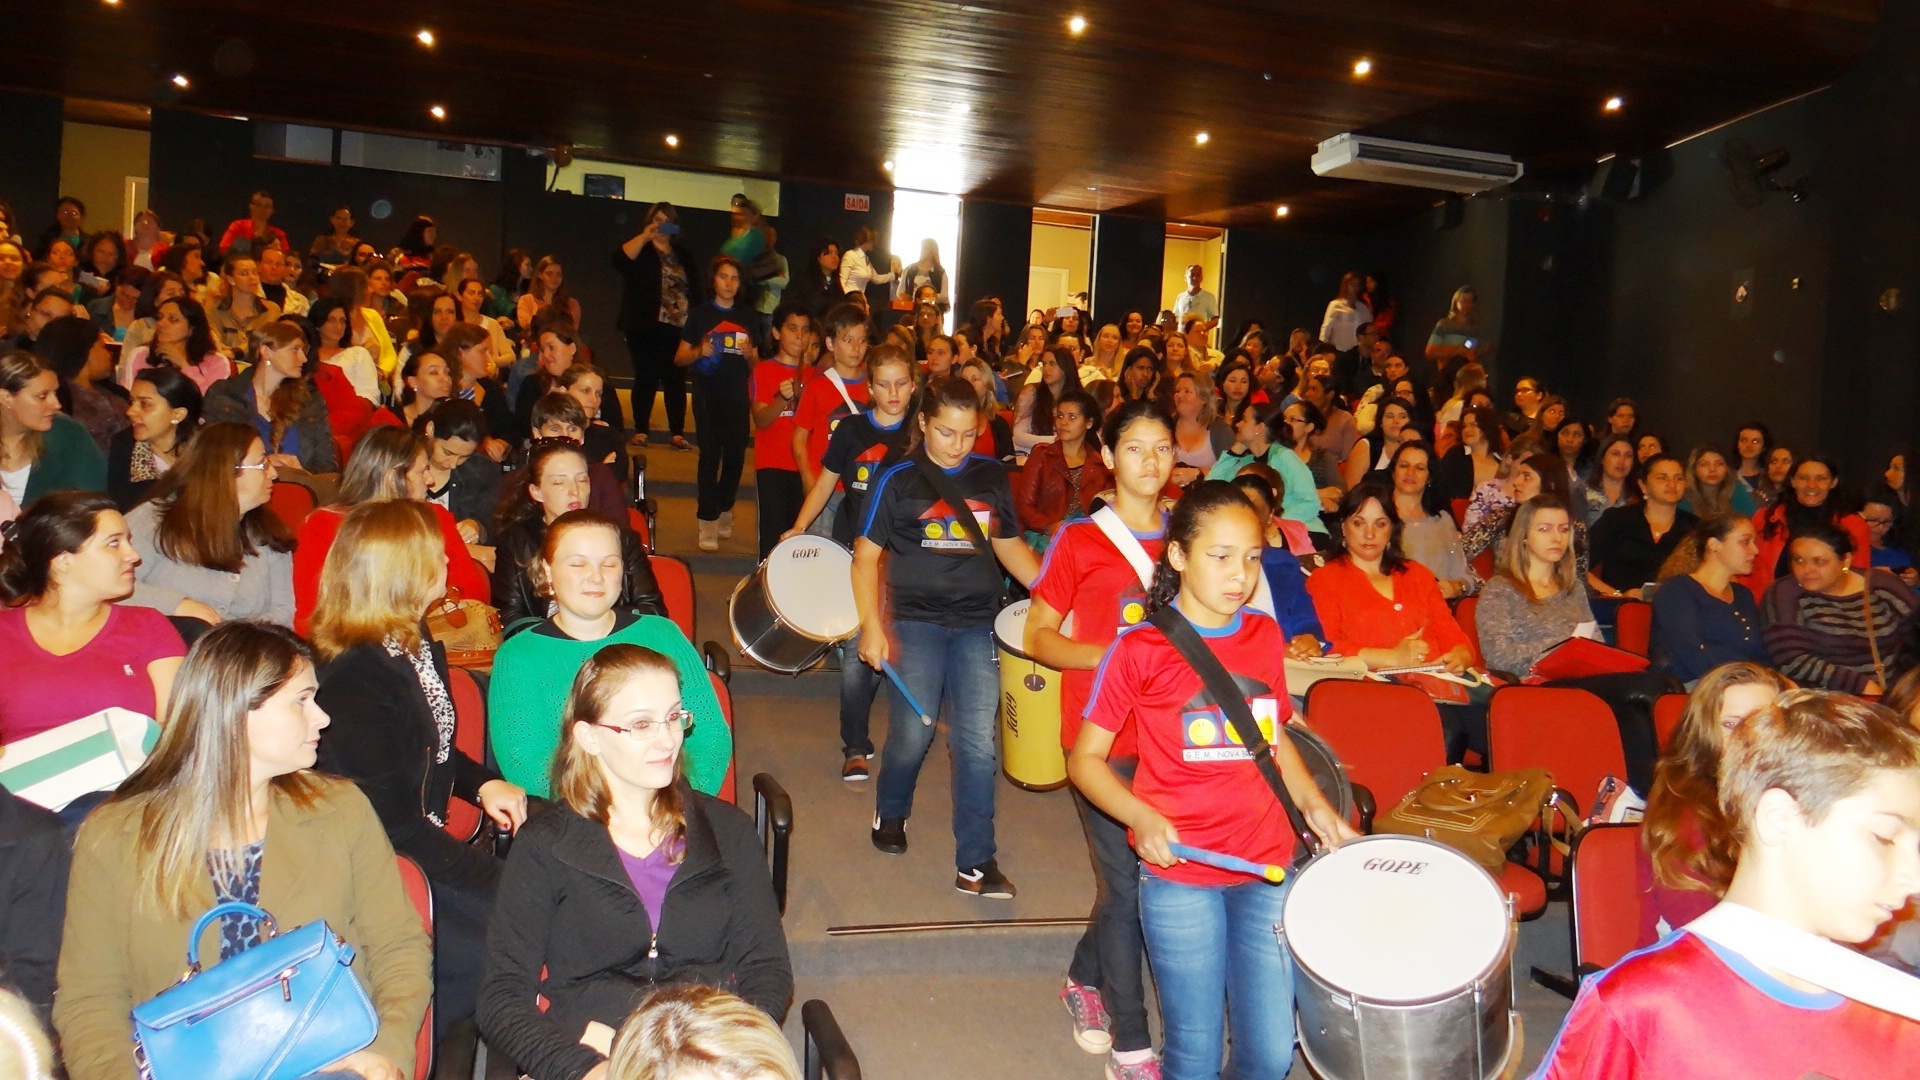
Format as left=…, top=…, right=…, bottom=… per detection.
left=235, top=462, right=271, bottom=473
left=593, top=708, right=694, bottom=739
left=1863, top=515, right=1895, bottom=526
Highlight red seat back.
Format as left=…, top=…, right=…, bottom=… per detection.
left=627, top=505, right=652, bottom=554
left=1488, top=686, right=1627, bottom=818
left=1454, top=595, right=1484, bottom=669
left=267, top=481, right=318, bottom=533
left=1449, top=497, right=1468, bottom=528
left=652, top=554, right=695, bottom=640
left=1652, top=692, right=1689, bottom=753
left=1470, top=548, right=1495, bottom=582
left=1615, top=600, right=1653, bottom=658
left=394, top=855, right=434, bottom=1080
left=444, top=667, right=487, bottom=841
left=710, top=670, right=737, bottom=804
left=1570, top=823, right=1646, bottom=974
left=1303, top=680, right=1448, bottom=809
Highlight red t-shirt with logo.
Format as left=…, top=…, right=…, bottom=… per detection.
left=1083, top=609, right=1295, bottom=886
left=1030, top=515, right=1166, bottom=756
left=1531, top=930, right=1920, bottom=1079
left=792, top=369, right=868, bottom=477
left=751, top=359, right=808, bottom=472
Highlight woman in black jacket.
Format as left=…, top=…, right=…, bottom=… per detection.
left=311, top=499, right=529, bottom=1037
left=613, top=201, right=700, bottom=450
left=201, top=322, right=338, bottom=475
left=493, top=439, right=662, bottom=632
left=478, top=643, right=791, bottom=1080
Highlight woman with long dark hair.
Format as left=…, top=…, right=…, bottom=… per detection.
left=109, top=365, right=201, bottom=510
left=1741, top=454, right=1871, bottom=600
left=121, top=295, right=231, bottom=394
left=1013, top=345, right=1084, bottom=458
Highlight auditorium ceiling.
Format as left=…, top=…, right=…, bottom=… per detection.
left=12, top=0, right=1883, bottom=227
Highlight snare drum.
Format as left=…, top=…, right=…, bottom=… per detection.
left=1282, top=834, right=1516, bottom=1080
left=729, top=536, right=860, bottom=674
left=993, top=600, right=1066, bottom=790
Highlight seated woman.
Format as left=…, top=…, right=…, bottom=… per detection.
left=416, top=399, right=503, bottom=545
left=1761, top=521, right=1919, bottom=695
left=1650, top=514, right=1770, bottom=685
left=1306, top=481, right=1482, bottom=761
left=489, top=512, right=727, bottom=797
left=309, top=296, right=381, bottom=404
left=121, top=422, right=294, bottom=626
left=493, top=440, right=662, bottom=633
left=604, top=986, right=800, bottom=1080
left=522, top=392, right=630, bottom=522
left=1212, top=398, right=1325, bottom=538
left=440, top=321, right=520, bottom=450
left=1228, top=469, right=1326, bottom=655
left=0, top=492, right=185, bottom=753
left=1387, top=442, right=1474, bottom=599
left=1583, top=434, right=1640, bottom=525
left=477, top=644, right=792, bottom=1080
left=202, top=323, right=338, bottom=476
left=107, top=366, right=200, bottom=510
left=558, top=362, right=630, bottom=483
left=1341, top=395, right=1421, bottom=489
left=118, top=295, right=231, bottom=394
left=1475, top=494, right=1676, bottom=792
left=1012, top=346, right=1082, bottom=458
left=513, top=322, right=581, bottom=430
left=53, top=621, right=431, bottom=1080
left=37, top=315, right=127, bottom=454
left=1742, top=453, right=1872, bottom=600
left=957, top=357, right=1016, bottom=465
left=291, top=426, right=489, bottom=634
left=1639, top=662, right=1790, bottom=943
left=1588, top=454, right=1697, bottom=602
left=312, top=500, right=528, bottom=1038
left=1462, top=449, right=1591, bottom=581
left=1635, top=431, right=1666, bottom=464
left=1166, top=373, right=1231, bottom=488
left=371, top=347, right=453, bottom=430
left=1432, top=403, right=1506, bottom=509
left=1678, top=443, right=1756, bottom=519
left=1014, top=388, right=1109, bottom=545
left=2, top=351, right=107, bottom=504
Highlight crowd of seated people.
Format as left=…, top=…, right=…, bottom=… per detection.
left=8, top=188, right=1920, bottom=1079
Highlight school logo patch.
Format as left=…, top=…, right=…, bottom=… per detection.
left=917, top=497, right=996, bottom=551
left=1179, top=673, right=1279, bottom=762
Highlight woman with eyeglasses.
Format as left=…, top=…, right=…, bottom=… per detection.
left=478, top=644, right=791, bottom=1080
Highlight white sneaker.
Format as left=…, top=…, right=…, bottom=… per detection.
left=697, top=519, right=719, bottom=552
left=717, top=510, right=734, bottom=538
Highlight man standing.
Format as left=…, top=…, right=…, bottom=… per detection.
left=255, top=246, right=307, bottom=316
left=1503, top=376, right=1545, bottom=438
left=1171, top=265, right=1219, bottom=335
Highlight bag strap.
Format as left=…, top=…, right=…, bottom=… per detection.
left=1860, top=573, right=1887, bottom=690
left=1145, top=605, right=1318, bottom=865
left=1090, top=506, right=1155, bottom=589
left=185, top=902, right=276, bottom=970
left=911, top=453, right=1001, bottom=578
left=824, top=368, right=860, bottom=414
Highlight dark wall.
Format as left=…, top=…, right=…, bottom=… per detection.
left=1370, top=194, right=1510, bottom=381
left=1090, top=215, right=1164, bottom=331
left=1220, top=228, right=1373, bottom=349
left=0, top=91, right=65, bottom=246
left=957, top=199, right=1032, bottom=317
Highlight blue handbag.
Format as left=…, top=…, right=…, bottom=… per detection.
left=130, top=901, right=378, bottom=1080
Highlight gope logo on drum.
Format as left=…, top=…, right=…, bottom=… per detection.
left=1363, top=858, right=1429, bottom=875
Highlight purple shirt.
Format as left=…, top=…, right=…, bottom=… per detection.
left=617, top=842, right=679, bottom=935
left=0, top=604, right=185, bottom=743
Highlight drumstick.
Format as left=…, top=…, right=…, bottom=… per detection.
left=879, top=660, right=935, bottom=727
left=1169, top=842, right=1287, bottom=883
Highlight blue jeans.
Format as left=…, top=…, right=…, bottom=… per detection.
left=874, top=618, right=999, bottom=869
left=837, top=632, right=881, bottom=757
left=1139, top=870, right=1297, bottom=1080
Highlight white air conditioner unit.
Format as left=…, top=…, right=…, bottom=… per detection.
left=1311, top=134, right=1523, bottom=193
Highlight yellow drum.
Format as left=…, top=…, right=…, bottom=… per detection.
left=994, top=600, right=1067, bottom=791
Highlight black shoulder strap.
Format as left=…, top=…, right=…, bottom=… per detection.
left=1146, top=605, right=1318, bottom=866
left=912, top=452, right=1001, bottom=577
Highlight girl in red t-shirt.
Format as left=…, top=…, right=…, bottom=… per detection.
left=1069, top=480, right=1355, bottom=1080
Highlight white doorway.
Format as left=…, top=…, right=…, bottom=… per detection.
left=1027, top=266, right=1070, bottom=320
left=890, top=190, right=962, bottom=330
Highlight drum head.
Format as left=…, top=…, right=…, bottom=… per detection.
left=1284, top=836, right=1509, bottom=1004
left=994, top=600, right=1030, bottom=651
left=764, top=536, right=858, bottom=639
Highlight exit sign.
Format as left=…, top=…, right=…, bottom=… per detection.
left=844, top=194, right=870, bottom=212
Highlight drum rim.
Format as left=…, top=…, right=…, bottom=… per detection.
left=1281, top=833, right=1512, bottom=1005
left=992, top=600, right=1045, bottom=666
left=753, top=537, right=859, bottom=644
left=727, top=574, right=837, bottom=673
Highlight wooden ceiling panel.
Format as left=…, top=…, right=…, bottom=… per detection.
left=4, top=0, right=1879, bottom=227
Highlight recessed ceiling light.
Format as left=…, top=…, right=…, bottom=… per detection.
left=1603, top=96, right=1624, bottom=112
left=429, top=105, right=446, bottom=119
left=416, top=29, right=435, bottom=47
left=102, top=0, right=121, bottom=6
left=170, top=74, right=190, bottom=88
left=1068, top=14, right=1087, bottom=34
left=955, top=102, right=971, bottom=114
left=1195, top=131, right=1210, bottom=146
left=664, top=134, right=679, bottom=147
left=1352, top=58, right=1373, bottom=77
left=1275, top=205, right=1291, bottom=217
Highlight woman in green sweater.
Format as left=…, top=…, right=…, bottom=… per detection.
left=487, top=510, right=730, bottom=797
left=1206, top=399, right=1327, bottom=536
left=1, top=350, right=106, bottom=505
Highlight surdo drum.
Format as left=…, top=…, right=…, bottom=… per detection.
left=993, top=600, right=1067, bottom=790
left=1281, top=834, right=1517, bottom=1080
left=729, top=535, right=860, bottom=674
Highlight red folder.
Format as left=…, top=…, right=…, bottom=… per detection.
left=1526, top=636, right=1650, bottom=682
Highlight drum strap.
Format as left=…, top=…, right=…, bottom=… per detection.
left=1090, top=506, right=1155, bottom=589
left=912, top=453, right=1002, bottom=579
left=1685, top=902, right=1920, bottom=1021
left=1146, top=605, right=1318, bottom=868
left=825, top=368, right=861, bottom=414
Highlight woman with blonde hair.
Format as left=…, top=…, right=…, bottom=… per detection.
left=312, top=500, right=526, bottom=1039
left=55, top=620, right=432, bottom=1080
left=478, top=644, right=791, bottom=1080
left=606, top=985, right=800, bottom=1080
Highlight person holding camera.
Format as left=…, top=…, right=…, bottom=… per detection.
left=614, top=202, right=700, bottom=451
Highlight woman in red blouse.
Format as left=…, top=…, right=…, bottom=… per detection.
left=1306, top=479, right=1480, bottom=758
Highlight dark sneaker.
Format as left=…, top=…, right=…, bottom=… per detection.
left=870, top=815, right=907, bottom=854
left=1060, top=978, right=1113, bottom=1054
left=842, top=754, right=870, bottom=782
left=956, top=859, right=1016, bottom=898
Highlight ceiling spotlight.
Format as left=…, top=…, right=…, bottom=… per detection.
left=171, top=73, right=190, bottom=88
left=102, top=0, right=121, bottom=6
left=1352, top=58, right=1373, bottom=77
left=1068, top=14, right=1087, bottom=34
left=416, top=29, right=435, bottom=47
left=1603, top=96, right=1624, bottom=113
left=1275, top=205, right=1291, bottom=217
left=955, top=102, right=971, bottom=114
left=429, top=104, right=446, bottom=119
left=882, top=159, right=894, bottom=171
left=1195, top=131, right=1210, bottom=146
left=664, top=134, right=679, bottom=147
